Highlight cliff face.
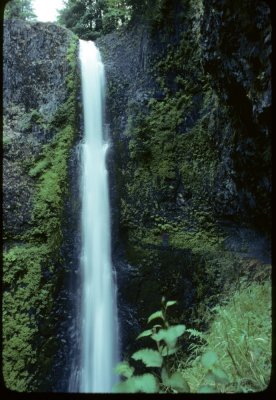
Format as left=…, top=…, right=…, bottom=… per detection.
left=2, top=0, right=271, bottom=391
left=3, top=20, right=81, bottom=391
left=3, top=20, right=71, bottom=237
left=97, top=0, right=271, bottom=358
left=200, top=0, right=271, bottom=228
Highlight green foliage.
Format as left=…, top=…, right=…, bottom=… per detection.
left=57, top=0, right=131, bottom=40
left=119, top=23, right=222, bottom=253
left=152, top=325, right=186, bottom=349
left=29, top=125, right=74, bottom=249
left=201, top=351, right=218, bottom=369
left=132, top=349, right=163, bottom=367
left=3, top=244, right=50, bottom=391
left=161, top=369, right=190, bottom=393
left=4, top=0, right=37, bottom=21
left=177, top=116, right=219, bottom=204
left=27, top=36, right=79, bottom=249
left=137, top=329, right=154, bottom=339
left=114, top=373, right=159, bottom=393
left=102, top=0, right=131, bottom=34
left=18, top=108, right=46, bottom=131
left=115, top=361, right=135, bottom=378
left=127, top=95, right=183, bottom=186
left=113, top=278, right=271, bottom=394
left=28, top=158, right=49, bottom=177
left=180, top=281, right=272, bottom=392
left=148, top=310, right=164, bottom=323
left=113, top=299, right=190, bottom=393
left=57, top=0, right=174, bottom=39
left=2, top=35, right=79, bottom=391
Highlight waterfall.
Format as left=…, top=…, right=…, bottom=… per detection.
left=78, top=39, right=119, bottom=393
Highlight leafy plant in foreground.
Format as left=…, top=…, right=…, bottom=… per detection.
left=180, top=281, right=271, bottom=393
left=197, top=350, right=229, bottom=393
left=113, top=298, right=190, bottom=393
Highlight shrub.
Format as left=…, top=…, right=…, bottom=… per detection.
left=113, top=298, right=191, bottom=393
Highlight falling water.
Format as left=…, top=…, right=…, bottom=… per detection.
left=78, top=39, right=119, bottom=393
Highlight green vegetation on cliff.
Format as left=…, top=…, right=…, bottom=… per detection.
left=99, top=0, right=271, bottom=393
left=2, top=34, right=79, bottom=392
left=117, top=0, right=223, bottom=255
left=2, top=0, right=271, bottom=393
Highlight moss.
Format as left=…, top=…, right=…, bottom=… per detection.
left=125, top=215, right=223, bottom=255
left=116, top=4, right=221, bottom=240
left=28, top=159, right=50, bottom=178
left=177, top=117, right=219, bottom=203
left=2, top=34, right=79, bottom=391
left=18, top=109, right=47, bottom=131
left=3, top=245, right=50, bottom=391
left=27, top=34, right=79, bottom=248
left=119, top=49, right=224, bottom=261
left=28, top=124, right=75, bottom=250
left=120, top=90, right=220, bottom=250
left=110, top=23, right=237, bottom=343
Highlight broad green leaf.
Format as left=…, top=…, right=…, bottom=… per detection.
left=115, top=361, right=134, bottom=378
left=152, top=325, right=185, bottom=348
left=131, top=348, right=163, bottom=367
left=162, top=369, right=190, bottom=392
left=113, top=374, right=159, bottom=393
left=201, top=351, right=218, bottom=369
left=205, top=370, right=216, bottom=384
left=148, top=310, right=164, bottom=323
left=167, top=372, right=190, bottom=393
left=113, top=378, right=137, bottom=393
left=212, top=367, right=229, bottom=384
left=162, top=325, right=186, bottom=348
left=166, top=300, right=177, bottom=308
left=136, top=329, right=153, bottom=340
left=197, top=385, right=218, bottom=393
left=160, top=345, right=179, bottom=356
left=151, top=329, right=166, bottom=342
left=133, top=373, right=159, bottom=393
left=171, top=324, right=186, bottom=337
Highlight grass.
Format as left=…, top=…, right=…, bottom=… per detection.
left=179, top=280, right=272, bottom=393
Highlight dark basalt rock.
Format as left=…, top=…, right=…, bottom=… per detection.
left=3, top=19, right=72, bottom=115
left=200, top=0, right=271, bottom=229
left=114, top=244, right=201, bottom=358
left=3, top=1, right=271, bottom=389
left=3, top=19, right=80, bottom=391
left=3, top=20, right=75, bottom=239
left=97, top=1, right=271, bottom=362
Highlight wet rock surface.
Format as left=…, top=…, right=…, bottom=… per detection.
left=3, top=19, right=79, bottom=391
left=97, top=1, right=271, bottom=361
left=2, top=1, right=271, bottom=389
left=3, top=20, right=74, bottom=239
left=200, top=0, right=272, bottom=228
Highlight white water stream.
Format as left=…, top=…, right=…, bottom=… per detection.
left=79, top=39, right=119, bottom=393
